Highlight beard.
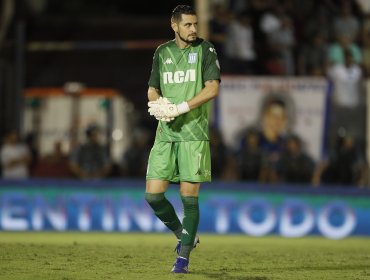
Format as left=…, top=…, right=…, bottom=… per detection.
left=177, top=32, right=197, bottom=44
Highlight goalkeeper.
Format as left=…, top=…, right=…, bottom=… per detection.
left=145, top=5, right=220, bottom=274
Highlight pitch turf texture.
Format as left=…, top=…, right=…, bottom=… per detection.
left=0, top=233, right=369, bottom=280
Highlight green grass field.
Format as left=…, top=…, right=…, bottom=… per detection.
left=0, top=232, right=369, bottom=280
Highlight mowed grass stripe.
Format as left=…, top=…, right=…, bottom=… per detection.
left=0, top=233, right=369, bottom=280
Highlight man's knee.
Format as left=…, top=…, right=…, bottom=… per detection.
left=145, top=192, right=165, bottom=205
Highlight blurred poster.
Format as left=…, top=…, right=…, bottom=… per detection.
left=218, top=77, right=329, bottom=161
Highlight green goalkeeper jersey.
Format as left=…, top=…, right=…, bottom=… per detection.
left=148, top=38, right=220, bottom=142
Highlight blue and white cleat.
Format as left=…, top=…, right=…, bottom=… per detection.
left=171, top=256, right=189, bottom=273
left=174, top=235, right=200, bottom=255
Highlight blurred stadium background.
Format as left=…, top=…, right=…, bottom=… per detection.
left=1, top=0, right=370, bottom=244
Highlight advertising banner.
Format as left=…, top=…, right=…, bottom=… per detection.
left=1, top=180, right=369, bottom=239
left=218, top=77, right=329, bottom=161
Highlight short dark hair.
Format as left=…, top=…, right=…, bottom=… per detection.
left=171, top=5, right=196, bottom=22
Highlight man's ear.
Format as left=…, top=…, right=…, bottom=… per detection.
left=171, top=20, right=178, bottom=32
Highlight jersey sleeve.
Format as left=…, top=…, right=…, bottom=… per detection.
left=148, top=48, right=160, bottom=88
left=202, top=43, right=221, bottom=83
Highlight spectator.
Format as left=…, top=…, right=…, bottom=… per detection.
left=333, top=2, right=360, bottom=42
left=314, top=133, right=368, bottom=187
left=209, top=4, right=232, bottom=70
left=327, top=49, right=365, bottom=149
left=267, top=15, right=296, bottom=75
left=32, top=141, right=72, bottom=178
left=361, top=14, right=370, bottom=77
left=69, top=124, right=111, bottom=179
left=121, top=128, right=151, bottom=178
left=277, top=134, right=315, bottom=184
left=224, top=11, right=256, bottom=74
left=0, top=130, right=30, bottom=179
left=328, top=34, right=362, bottom=65
left=237, top=127, right=262, bottom=181
left=298, top=32, right=329, bottom=76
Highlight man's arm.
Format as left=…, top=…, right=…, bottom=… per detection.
left=148, top=87, right=161, bottom=101
left=187, top=79, right=219, bottom=110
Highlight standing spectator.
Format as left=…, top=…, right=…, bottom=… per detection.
left=298, top=32, right=329, bottom=76
left=333, top=2, right=360, bottom=42
left=328, top=34, right=362, bottom=65
left=209, top=4, right=232, bottom=71
left=237, top=127, right=262, bottom=181
left=267, top=15, right=296, bottom=75
left=0, top=131, right=30, bottom=179
left=277, top=134, right=315, bottom=184
left=224, top=11, right=256, bottom=74
left=327, top=49, right=365, bottom=149
left=69, top=124, right=111, bottom=179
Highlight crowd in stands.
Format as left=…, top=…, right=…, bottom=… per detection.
left=0, top=0, right=369, bottom=188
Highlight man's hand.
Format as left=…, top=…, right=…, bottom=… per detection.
left=148, top=97, right=190, bottom=122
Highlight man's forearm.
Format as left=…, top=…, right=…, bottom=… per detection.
left=187, top=80, right=219, bottom=110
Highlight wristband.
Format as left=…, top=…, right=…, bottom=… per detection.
left=177, top=102, right=190, bottom=115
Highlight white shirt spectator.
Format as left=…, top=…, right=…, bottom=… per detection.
left=1, top=143, right=30, bottom=179
left=328, top=63, right=362, bottom=108
left=225, top=19, right=255, bottom=61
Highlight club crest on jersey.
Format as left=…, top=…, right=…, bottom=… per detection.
left=188, top=53, right=197, bottom=64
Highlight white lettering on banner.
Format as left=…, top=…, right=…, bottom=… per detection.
left=317, top=203, right=356, bottom=239
left=279, top=202, right=315, bottom=237
left=1, top=206, right=28, bottom=230
left=163, top=70, right=196, bottom=84
left=237, top=201, right=276, bottom=236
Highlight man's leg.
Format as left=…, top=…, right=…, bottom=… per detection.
left=178, top=182, right=200, bottom=260
left=145, top=179, right=183, bottom=239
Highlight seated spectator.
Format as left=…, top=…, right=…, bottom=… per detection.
left=0, top=130, right=30, bottom=179
left=32, top=141, right=72, bottom=178
left=69, top=124, right=111, bottom=179
left=236, top=127, right=262, bottom=181
left=121, top=128, right=151, bottom=178
left=314, top=133, right=368, bottom=187
left=277, top=134, right=315, bottom=184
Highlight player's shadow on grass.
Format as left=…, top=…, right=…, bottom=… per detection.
left=197, top=272, right=269, bottom=280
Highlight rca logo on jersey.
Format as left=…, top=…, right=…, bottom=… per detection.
left=188, top=53, right=197, bottom=64
left=163, top=69, right=196, bottom=84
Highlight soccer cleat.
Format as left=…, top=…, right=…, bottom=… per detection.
left=174, top=235, right=200, bottom=255
left=171, top=257, right=189, bottom=273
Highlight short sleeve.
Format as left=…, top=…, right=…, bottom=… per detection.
left=148, top=48, right=160, bottom=88
left=202, top=43, right=221, bottom=83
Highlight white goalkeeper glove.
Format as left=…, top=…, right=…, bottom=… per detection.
left=148, top=97, right=190, bottom=122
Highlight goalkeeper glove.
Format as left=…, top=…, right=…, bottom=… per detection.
left=148, top=97, right=190, bottom=122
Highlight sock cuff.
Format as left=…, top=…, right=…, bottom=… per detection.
left=145, top=192, right=165, bottom=203
left=180, top=196, right=199, bottom=205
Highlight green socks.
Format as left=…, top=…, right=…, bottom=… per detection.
left=179, top=196, right=199, bottom=259
left=145, top=193, right=200, bottom=260
left=145, top=192, right=182, bottom=239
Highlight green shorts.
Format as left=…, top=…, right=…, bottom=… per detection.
left=146, top=140, right=211, bottom=183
